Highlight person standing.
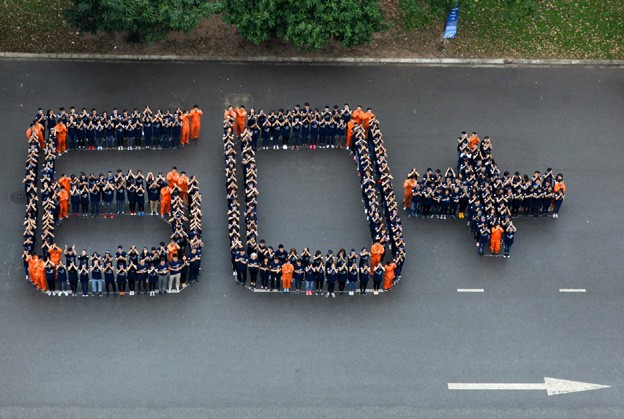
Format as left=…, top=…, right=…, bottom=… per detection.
left=304, top=263, right=315, bottom=296
left=147, top=264, right=158, bottom=296
left=55, top=261, right=68, bottom=296
left=116, top=265, right=127, bottom=295
left=325, top=263, right=337, bottom=298
left=103, top=262, right=116, bottom=296
left=372, top=263, right=384, bottom=295
left=79, top=264, right=90, bottom=297
left=67, top=261, right=79, bottom=296
left=281, top=259, right=294, bottom=293
left=359, top=264, right=370, bottom=295
left=383, top=262, right=396, bottom=292
left=259, top=257, right=270, bottom=290
left=157, top=258, right=169, bottom=294
left=347, top=262, right=359, bottom=296
left=44, top=260, right=56, bottom=296
left=90, top=259, right=104, bottom=297
left=248, top=252, right=259, bottom=289
left=235, top=249, right=248, bottom=286
left=293, top=259, right=304, bottom=293
left=503, top=222, right=517, bottom=258
left=189, top=105, right=203, bottom=140
left=490, top=223, right=504, bottom=256
left=168, top=254, right=182, bottom=292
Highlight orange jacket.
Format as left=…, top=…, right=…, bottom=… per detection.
left=49, top=248, right=63, bottom=265
left=281, top=263, right=294, bottom=280
left=235, top=108, right=247, bottom=127
left=371, top=243, right=384, bottom=259
left=554, top=181, right=566, bottom=194
left=468, top=134, right=480, bottom=149
left=58, top=188, right=69, bottom=203
left=404, top=178, right=416, bottom=196
left=177, top=175, right=189, bottom=193
left=166, top=170, right=179, bottom=188
left=59, top=176, right=71, bottom=193
left=160, top=186, right=172, bottom=202
left=351, top=109, right=364, bottom=125
left=362, top=111, right=375, bottom=131
left=54, top=122, right=67, bottom=141
left=491, top=226, right=504, bottom=242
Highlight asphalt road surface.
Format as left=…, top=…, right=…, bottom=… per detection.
left=0, top=60, right=622, bottom=418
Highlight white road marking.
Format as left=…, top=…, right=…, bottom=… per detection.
left=457, top=288, right=484, bottom=293
left=448, top=377, right=610, bottom=396
left=559, top=288, right=586, bottom=293
left=249, top=287, right=383, bottom=294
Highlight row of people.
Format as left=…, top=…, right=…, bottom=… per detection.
left=51, top=167, right=198, bottom=218
left=28, top=105, right=203, bottom=152
left=233, top=245, right=396, bottom=296
left=223, top=103, right=375, bottom=151
left=354, top=121, right=405, bottom=272
left=403, top=167, right=566, bottom=220
left=27, top=244, right=201, bottom=296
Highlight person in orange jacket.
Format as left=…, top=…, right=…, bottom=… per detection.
left=370, top=241, right=384, bottom=268
left=58, top=188, right=69, bottom=219
left=27, top=254, right=38, bottom=285
left=362, top=108, right=375, bottom=132
left=383, top=262, right=396, bottom=291
left=58, top=173, right=71, bottom=194
left=166, top=167, right=179, bottom=188
left=26, top=124, right=34, bottom=141
left=281, top=259, right=294, bottom=292
left=189, top=104, right=203, bottom=140
left=160, top=185, right=172, bottom=216
left=54, top=121, right=67, bottom=154
left=351, top=106, right=364, bottom=126
left=48, top=244, right=63, bottom=266
left=34, top=121, right=45, bottom=149
left=346, top=120, right=358, bottom=150
left=34, top=257, right=46, bottom=291
left=167, top=240, right=181, bottom=261
left=235, top=105, right=247, bottom=138
left=490, top=223, right=504, bottom=255
left=179, top=111, right=190, bottom=145
left=403, top=175, right=417, bottom=210
left=177, top=171, right=189, bottom=203
left=468, top=131, right=480, bottom=150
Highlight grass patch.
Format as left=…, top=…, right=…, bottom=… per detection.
left=0, top=0, right=622, bottom=59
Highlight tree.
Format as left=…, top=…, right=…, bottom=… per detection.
left=220, top=0, right=385, bottom=50
left=65, top=0, right=221, bottom=43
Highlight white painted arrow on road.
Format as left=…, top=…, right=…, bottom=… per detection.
left=448, top=377, right=610, bottom=396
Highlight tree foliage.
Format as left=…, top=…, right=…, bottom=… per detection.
left=220, top=0, right=385, bottom=50
left=65, top=0, right=221, bottom=42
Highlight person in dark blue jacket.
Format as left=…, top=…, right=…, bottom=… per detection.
left=359, top=265, right=370, bottom=296
left=56, top=261, right=68, bottom=296
left=325, top=263, right=337, bottom=298
left=235, top=249, right=248, bottom=286
left=372, top=263, right=384, bottom=295
left=44, top=260, right=55, bottom=296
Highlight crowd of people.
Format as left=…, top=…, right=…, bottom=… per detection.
left=402, top=132, right=566, bottom=257
left=223, top=103, right=377, bottom=151
left=26, top=105, right=203, bottom=151
left=22, top=110, right=204, bottom=297
left=223, top=103, right=405, bottom=296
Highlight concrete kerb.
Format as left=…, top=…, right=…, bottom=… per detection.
left=1, top=51, right=624, bottom=67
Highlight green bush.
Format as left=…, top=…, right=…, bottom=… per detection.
left=64, top=0, right=220, bottom=42
left=220, top=0, right=385, bottom=50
